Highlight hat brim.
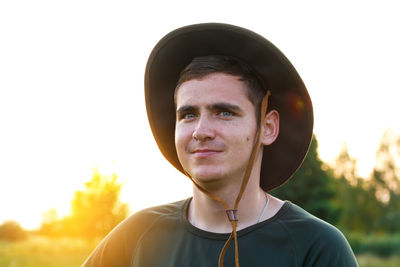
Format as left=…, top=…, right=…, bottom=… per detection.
left=145, top=23, right=313, bottom=191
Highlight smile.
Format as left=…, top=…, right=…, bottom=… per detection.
left=192, top=149, right=221, bottom=158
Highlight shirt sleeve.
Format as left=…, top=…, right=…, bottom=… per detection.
left=82, top=220, right=133, bottom=267
left=81, top=210, right=151, bottom=267
left=302, top=224, right=359, bottom=267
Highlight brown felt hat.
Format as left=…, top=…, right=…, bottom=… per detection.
left=144, top=23, right=313, bottom=191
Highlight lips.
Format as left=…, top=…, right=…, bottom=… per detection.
left=191, top=148, right=222, bottom=158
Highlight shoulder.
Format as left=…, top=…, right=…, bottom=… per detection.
left=82, top=198, right=189, bottom=267
left=106, top=198, right=188, bottom=242
left=125, top=198, right=187, bottom=227
left=277, top=202, right=358, bottom=266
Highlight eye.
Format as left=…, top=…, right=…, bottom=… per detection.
left=219, top=111, right=234, bottom=117
left=179, top=113, right=197, bottom=121
left=184, top=113, right=196, bottom=119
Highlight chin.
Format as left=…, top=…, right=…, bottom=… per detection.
left=189, top=168, right=227, bottom=184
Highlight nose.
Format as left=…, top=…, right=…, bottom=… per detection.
left=192, top=115, right=215, bottom=141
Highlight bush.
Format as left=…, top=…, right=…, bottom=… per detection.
left=0, top=221, right=27, bottom=242
left=348, top=232, right=400, bottom=257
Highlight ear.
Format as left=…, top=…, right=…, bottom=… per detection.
left=260, top=110, right=279, bottom=146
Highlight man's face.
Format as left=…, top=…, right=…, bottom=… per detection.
left=174, top=73, right=258, bottom=188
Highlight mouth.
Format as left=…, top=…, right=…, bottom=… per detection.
left=191, top=149, right=222, bottom=158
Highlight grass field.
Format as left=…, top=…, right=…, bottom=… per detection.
left=356, top=254, right=400, bottom=267
left=0, top=236, right=97, bottom=267
left=0, top=235, right=399, bottom=267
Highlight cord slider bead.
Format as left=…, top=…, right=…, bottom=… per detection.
left=226, top=209, right=239, bottom=221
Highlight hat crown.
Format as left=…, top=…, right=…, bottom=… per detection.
left=145, top=23, right=313, bottom=191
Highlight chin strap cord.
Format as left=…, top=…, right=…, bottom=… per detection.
left=187, top=91, right=271, bottom=267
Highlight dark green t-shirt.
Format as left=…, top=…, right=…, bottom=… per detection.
left=83, top=199, right=358, bottom=266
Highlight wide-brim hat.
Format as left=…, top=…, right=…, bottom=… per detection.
left=145, top=23, right=313, bottom=191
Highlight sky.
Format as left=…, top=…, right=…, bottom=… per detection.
left=1, top=0, right=399, bottom=230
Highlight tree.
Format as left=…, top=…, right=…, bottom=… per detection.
left=367, top=130, right=400, bottom=233
left=39, top=208, right=64, bottom=237
left=333, top=143, right=359, bottom=186
left=271, top=135, right=341, bottom=224
left=333, top=145, right=381, bottom=233
left=0, top=221, right=27, bottom=241
left=332, top=130, right=400, bottom=234
left=40, top=168, right=129, bottom=239
left=371, top=130, right=400, bottom=200
left=63, top=168, right=129, bottom=238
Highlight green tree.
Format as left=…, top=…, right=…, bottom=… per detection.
left=333, top=145, right=381, bottom=233
left=371, top=130, right=400, bottom=200
left=271, top=135, right=341, bottom=224
left=333, top=143, right=359, bottom=186
left=333, top=130, right=400, bottom=234
left=368, top=130, right=400, bottom=233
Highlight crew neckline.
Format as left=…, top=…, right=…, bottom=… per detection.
left=181, top=197, right=292, bottom=240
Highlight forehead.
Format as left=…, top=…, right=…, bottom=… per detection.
left=175, top=73, right=251, bottom=106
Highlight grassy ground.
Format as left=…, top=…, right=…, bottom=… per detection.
left=356, top=254, right=400, bottom=267
left=0, top=235, right=399, bottom=267
left=0, top=236, right=97, bottom=267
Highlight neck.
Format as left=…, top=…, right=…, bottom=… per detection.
left=189, top=166, right=268, bottom=233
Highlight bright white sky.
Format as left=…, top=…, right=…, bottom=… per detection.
left=1, top=0, right=399, bottom=230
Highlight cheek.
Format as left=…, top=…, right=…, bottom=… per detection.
left=175, top=125, right=191, bottom=150
left=174, top=131, right=183, bottom=150
left=174, top=134, right=185, bottom=163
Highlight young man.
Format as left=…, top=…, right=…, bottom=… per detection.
left=83, top=23, right=358, bottom=266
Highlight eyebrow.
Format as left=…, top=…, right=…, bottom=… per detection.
left=176, top=102, right=243, bottom=114
left=209, top=103, right=243, bottom=113
left=176, top=105, right=197, bottom=115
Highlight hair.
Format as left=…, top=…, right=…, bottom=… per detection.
left=174, top=55, right=268, bottom=124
